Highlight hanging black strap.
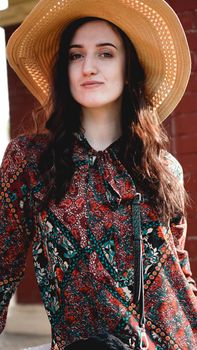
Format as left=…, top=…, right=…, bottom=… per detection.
left=131, top=193, right=149, bottom=350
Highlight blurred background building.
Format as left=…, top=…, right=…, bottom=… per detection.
left=0, top=0, right=197, bottom=346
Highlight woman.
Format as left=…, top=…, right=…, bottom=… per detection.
left=1, top=1, right=197, bottom=349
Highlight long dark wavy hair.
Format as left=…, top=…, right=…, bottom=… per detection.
left=38, top=17, right=187, bottom=221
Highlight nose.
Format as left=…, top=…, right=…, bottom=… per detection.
left=82, top=55, right=97, bottom=76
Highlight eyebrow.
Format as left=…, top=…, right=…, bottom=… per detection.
left=69, top=43, right=118, bottom=50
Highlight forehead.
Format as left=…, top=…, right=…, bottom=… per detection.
left=70, top=20, right=123, bottom=45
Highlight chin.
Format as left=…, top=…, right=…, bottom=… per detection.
left=79, top=101, right=109, bottom=109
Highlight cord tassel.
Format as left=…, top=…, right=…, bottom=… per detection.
left=132, top=193, right=149, bottom=349
left=138, top=325, right=149, bottom=350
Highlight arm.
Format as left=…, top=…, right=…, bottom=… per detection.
left=170, top=215, right=197, bottom=293
left=0, top=137, right=35, bottom=332
left=166, top=152, right=197, bottom=293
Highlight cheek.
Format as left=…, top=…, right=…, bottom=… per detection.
left=112, top=69, right=125, bottom=93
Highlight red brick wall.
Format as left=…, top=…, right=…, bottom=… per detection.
left=4, top=0, right=197, bottom=303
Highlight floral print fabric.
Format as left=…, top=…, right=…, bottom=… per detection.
left=0, top=134, right=197, bottom=350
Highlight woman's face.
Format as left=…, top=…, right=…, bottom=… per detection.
left=68, top=20, right=126, bottom=110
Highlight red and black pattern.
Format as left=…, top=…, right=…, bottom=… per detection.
left=0, top=134, right=196, bottom=349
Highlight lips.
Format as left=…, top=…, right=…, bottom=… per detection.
left=81, top=81, right=104, bottom=87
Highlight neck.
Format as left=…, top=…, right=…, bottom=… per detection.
left=81, top=104, right=122, bottom=151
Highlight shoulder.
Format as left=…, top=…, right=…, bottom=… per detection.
left=1, top=133, right=50, bottom=178
left=163, top=151, right=183, bottom=184
left=20, top=133, right=50, bottom=161
left=3, top=133, right=49, bottom=157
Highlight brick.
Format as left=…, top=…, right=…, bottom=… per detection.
left=174, top=93, right=197, bottom=114
left=187, top=198, right=197, bottom=215
left=191, top=51, right=197, bottom=72
left=171, top=113, right=197, bottom=136
left=190, top=264, right=197, bottom=283
left=168, top=0, right=197, bottom=12
left=187, top=32, right=197, bottom=51
left=184, top=177, right=197, bottom=195
left=163, top=118, right=173, bottom=136
left=186, top=194, right=197, bottom=210
left=186, top=175, right=197, bottom=195
left=187, top=202, right=197, bottom=217
left=178, top=11, right=196, bottom=31
left=186, top=238, right=197, bottom=257
left=194, top=10, right=197, bottom=28
left=188, top=192, right=197, bottom=206
left=189, top=261, right=197, bottom=282
left=173, top=133, right=197, bottom=154
left=187, top=205, right=197, bottom=216
left=187, top=217, right=197, bottom=237
left=178, top=153, right=197, bottom=169
left=189, top=257, right=197, bottom=263
left=187, top=72, right=197, bottom=90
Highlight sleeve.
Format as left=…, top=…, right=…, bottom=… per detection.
left=170, top=216, right=197, bottom=293
left=166, top=152, right=197, bottom=293
left=0, top=137, right=35, bottom=333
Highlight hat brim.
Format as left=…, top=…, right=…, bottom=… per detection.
left=6, top=0, right=191, bottom=122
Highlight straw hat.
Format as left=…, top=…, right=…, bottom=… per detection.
left=6, top=0, right=191, bottom=122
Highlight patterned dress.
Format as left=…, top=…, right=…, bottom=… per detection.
left=0, top=134, right=197, bottom=350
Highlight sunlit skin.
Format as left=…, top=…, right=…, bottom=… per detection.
left=68, top=20, right=126, bottom=151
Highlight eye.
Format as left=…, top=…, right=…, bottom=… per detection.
left=99, top=52, right=113, bottom=58
left=69, top=53, right=83, bottom=61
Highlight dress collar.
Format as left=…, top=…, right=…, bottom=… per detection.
left=72, top=131, right=123, bottom=165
